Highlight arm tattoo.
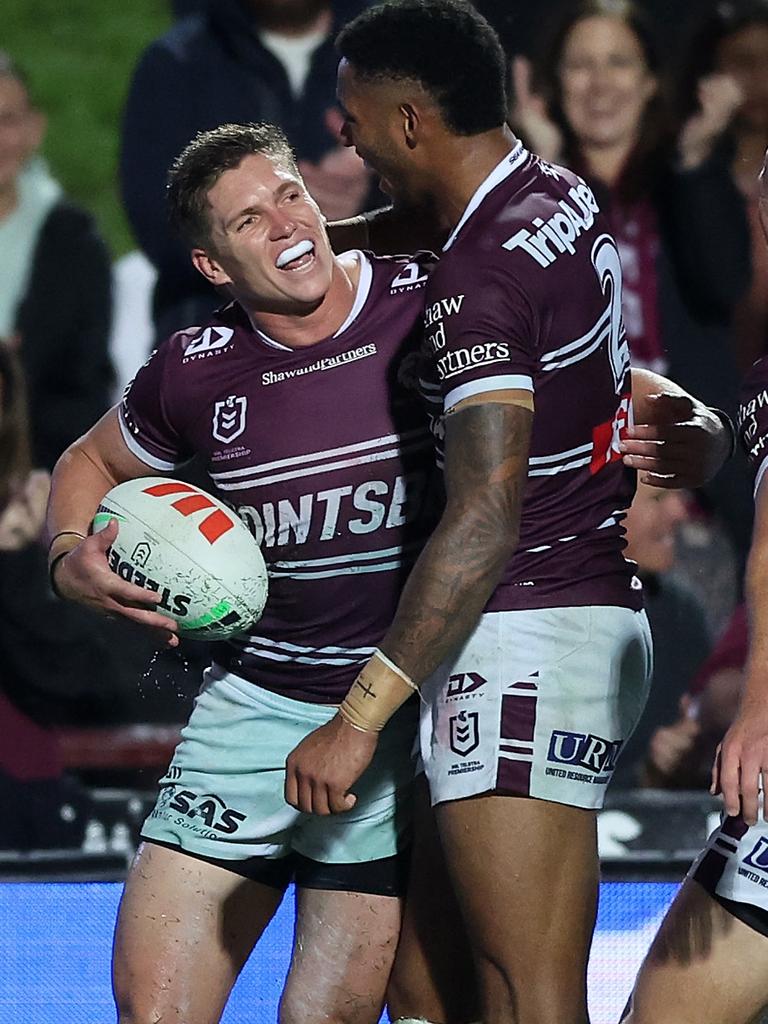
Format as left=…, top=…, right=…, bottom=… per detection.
left=380, top=402, right=532, bottom=684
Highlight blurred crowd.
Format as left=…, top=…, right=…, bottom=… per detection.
left=2, top=0, right=768, bottom=849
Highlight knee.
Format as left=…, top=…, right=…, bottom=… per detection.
left=115, top=988, right=183, bottom=1024
left=280, top=988, right=381, bottom=1024
left=477, top=957, right=588, bottom=1024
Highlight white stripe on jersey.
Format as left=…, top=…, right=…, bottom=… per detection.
left=272, top=543, right=419, bottom=569
left=213, top=436, right=432, bottom=490
left=443, top=142, right=527, bottom=252
left=541, top=307, right=610, bottom=365
left=527, top=457, right=592, bottom=477
left=529, top=442, right=593, bottom=465
left=235, top=637, right=377, bottom=657
left=270, top=560, right=405, bottom=580
left=238, top=646, right=368, bottom=667
left=212, top=428, right=430, bottom=480
left=444, top=374, right=534, bottom=412
left=118, top=415, right=178, bottom=471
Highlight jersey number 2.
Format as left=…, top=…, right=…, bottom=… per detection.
left=592, top=234, right=629, bottom=392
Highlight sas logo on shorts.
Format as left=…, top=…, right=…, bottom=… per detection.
left=547, top=731, right=622, bottom=774
left=449, top=711, right=480, bottom=756
left=167, top=789, right=247, bottom=835
left=446, top=672, right=486, bottom=700
left=744, top=837, right=768, bottom=874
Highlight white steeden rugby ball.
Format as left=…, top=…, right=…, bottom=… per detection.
left=92, top=477, right=267, bottom=640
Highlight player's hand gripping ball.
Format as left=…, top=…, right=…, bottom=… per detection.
left=92, top=478, right=267, bottom=640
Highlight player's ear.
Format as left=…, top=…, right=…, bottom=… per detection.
left=399, top=102, right=420, bottom=150
left=192, top=247, right=231, bottom=287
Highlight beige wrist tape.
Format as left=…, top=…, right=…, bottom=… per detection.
left=47, top=530, right=87, bottom=568
left=338, top=650, right=417, bottom=733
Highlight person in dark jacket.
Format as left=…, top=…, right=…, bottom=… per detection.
left=0, top=53, right=113, bottom=471
left=120, top=0, right=374, bottom=339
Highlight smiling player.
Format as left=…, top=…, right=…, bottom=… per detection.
left=45, top=122, right=438, bottom=1024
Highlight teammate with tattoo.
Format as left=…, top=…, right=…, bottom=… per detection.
left=284, top=3, right=735, bottom=1023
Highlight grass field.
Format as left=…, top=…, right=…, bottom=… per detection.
left=5, top=1, right=172, bottom=256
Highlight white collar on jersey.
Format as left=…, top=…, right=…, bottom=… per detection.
left=254, top=249, right=373, bottom=350
left=442, top=141, right=527, bottom=253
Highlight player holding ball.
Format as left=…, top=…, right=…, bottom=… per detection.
left=47, top=113, right=733, bottom=1024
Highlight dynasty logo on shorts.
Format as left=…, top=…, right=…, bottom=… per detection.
left=446, top=672, right=486, bottom=700
left=545, top=730, right=622, bottom=784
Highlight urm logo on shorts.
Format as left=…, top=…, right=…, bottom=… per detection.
left=744, top=837, right=768, bottom=873
left=548, top=731, right=622, bottom=774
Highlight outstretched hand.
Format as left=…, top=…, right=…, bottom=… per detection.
left=620, top=392, right=730, bottom=488
left=53, top=517, right=179, bottom=647
left=712, top=703, right=768, bottom=825
left=285, top=714, right=378, bottom=815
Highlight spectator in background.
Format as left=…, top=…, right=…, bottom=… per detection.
left=681, top=1, right=768, bottom=373
left=511, top=0, right=753, bottom=563
left=641, top=603, right=749, bottom=789
left=0, top=53, right=113, bottom=471
left=121, top=0, right=374, bottom=339
left=0, top=341, right=85, bottom=851
left=611, top=482, right=711, bottom=788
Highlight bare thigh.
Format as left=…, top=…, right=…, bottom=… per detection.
left=387, top=774, right=479, bottom=1024
left=625, top=878, right=768, bottom=1024
left=437, top=794, right=599, bottom=1024
left=280, top=885, right=402, bottom=1024
left=113, top=841, right=283, bottom=1024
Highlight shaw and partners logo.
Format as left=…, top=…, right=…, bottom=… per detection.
left=548, top=730, right=622, bottom=774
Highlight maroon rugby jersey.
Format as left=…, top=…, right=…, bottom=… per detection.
left=421, top=143, right=641, bottom=611
left=738, top=355, right=768, bottom=491
left=120, top=252, right=437, bottom=702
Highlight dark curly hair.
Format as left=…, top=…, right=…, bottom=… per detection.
left=336, top=0, right=508, bottom=136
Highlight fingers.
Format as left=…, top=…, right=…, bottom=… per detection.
left=102, top=595, right=178, bottom=634
left=634, top=391, right=696, bottom=425
left=710, top=744, right=722, bottom=796
left=719, top=743, right=742, bottom=818
left=284, top=762, right=355, bottom=815
left=94, top=516, right=120, bottom=548
left=740, top=757, right=762, bottom=826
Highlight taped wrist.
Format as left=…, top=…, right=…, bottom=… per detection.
left=47, top=531, right=86, bottom=598
left=339, top=650, right=417, bottom=733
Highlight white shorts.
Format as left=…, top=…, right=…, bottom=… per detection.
left=691, top=804, right=768, bottom=926
left=418, top=605, right=652, bottom=810
left=143, top=666, right=417, bottom=867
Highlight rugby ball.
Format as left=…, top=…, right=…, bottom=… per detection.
left=92, top=477, right=267, bottom=640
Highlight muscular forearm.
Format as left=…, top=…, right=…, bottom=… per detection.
left=46, top=443, right=117, bottom=546
left=379, top=506, right=517, bottom=683
left=740, top=497, right=768, bottom=712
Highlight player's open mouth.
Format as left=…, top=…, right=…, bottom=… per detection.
left=275, top=240, right=315, bottom=271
